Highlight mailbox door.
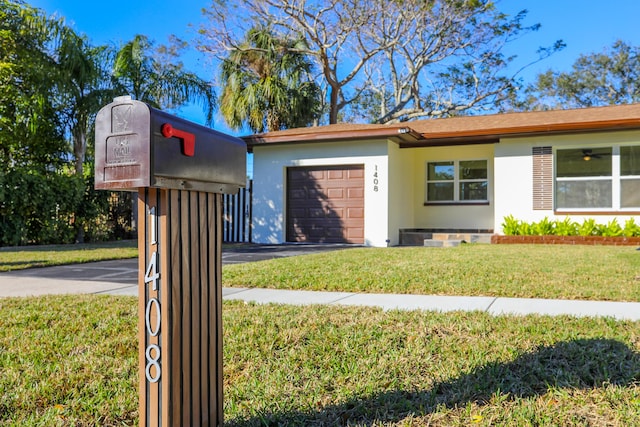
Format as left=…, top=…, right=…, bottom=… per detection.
left=95, top=99, right=152, bottom=190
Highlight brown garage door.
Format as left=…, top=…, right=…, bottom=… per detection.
left=287, top=165, right=364, bottom=244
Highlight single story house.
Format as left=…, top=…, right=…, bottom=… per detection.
left=241, top=104, right=640, bottom=247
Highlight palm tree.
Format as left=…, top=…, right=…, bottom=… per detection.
left=54, top=28, right=115, bottom=176
left=113, top=35, right=216, bottom=125
left=219, top=26, right=321, bottom=133
left=52, top=28, right=118, bottom=243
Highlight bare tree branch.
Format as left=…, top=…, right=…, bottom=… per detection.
left=198, top=0, right=562, bottom=124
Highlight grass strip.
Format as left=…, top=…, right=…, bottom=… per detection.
left=1, top=296, right=639, bottom=426
left=0, top=295, right=138, bottom=426
left=0, top=240, right=137, bottom=272
left=223, top=245, right=640, bottom=301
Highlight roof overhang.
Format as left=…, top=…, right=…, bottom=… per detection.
left=398, top=118, right=640, bottom=148
left=241, top=105, right=640, bottom=152
left=243, top=126, right=423, bottom=152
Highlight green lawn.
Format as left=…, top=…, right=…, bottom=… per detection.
left=2, top=242, right=639, bottom=424
left=2, top=242, right=638, bottom=301
left=0, top=240, right=137, bottom=272
left=0, top=295, right=638, bottom=426
left=222, top=245, right=640, bottom=302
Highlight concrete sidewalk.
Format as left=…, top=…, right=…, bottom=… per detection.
left=222, top=288, right=640, bottom=321
left=1, top=263, right=639, bottom=320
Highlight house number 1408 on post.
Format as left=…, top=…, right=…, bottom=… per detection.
left=144, top=206, right=161, bottom=383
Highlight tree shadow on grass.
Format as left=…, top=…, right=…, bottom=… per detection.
left=226, top=338, right=640, bottom=426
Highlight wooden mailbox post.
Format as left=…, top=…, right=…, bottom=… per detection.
left=95, top=96, right=246, bottom=426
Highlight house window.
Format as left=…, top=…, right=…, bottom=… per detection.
left=555, top=146, right=640, bottom=210
left=621, top=146, right=640, bottom=208
left=426, top=160, right=488, bottom=203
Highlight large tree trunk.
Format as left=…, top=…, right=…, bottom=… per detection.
left=329, top=86, right=339, bottom=124
left=73, top=127, right=86, bottom=176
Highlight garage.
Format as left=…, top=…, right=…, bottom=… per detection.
left=286, top=165, right=365, bottom=244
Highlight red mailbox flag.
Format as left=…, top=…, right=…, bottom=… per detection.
left=161, top=123, right=195, bottom=157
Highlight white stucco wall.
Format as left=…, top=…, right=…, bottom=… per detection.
left=387, top=142, right=415, bottom=245
left=493, top=130, right=640, bottom=233
left=251, top=140, right=391, bottom=246
left=408, top=144, right=495, bottom=231
left=493, top=139, right=535, bottom=232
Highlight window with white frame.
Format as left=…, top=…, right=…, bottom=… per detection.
left=621, top=146, right=640, bottom=208
left=426, top=160, right=488, bottom=203
left=555, top=145, right=640, bottom=210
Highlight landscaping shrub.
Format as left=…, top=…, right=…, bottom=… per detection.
left=501, top=215, right=640, bottom=237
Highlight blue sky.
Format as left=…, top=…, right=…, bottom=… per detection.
left=29, top=0, right=640, bottom=132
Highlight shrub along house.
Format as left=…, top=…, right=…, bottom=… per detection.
left=242, top=104, right=640, bottom=247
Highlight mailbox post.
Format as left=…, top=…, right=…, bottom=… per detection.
left=95, top=96, right=246, bottom=426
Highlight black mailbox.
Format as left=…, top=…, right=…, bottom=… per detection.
left=95, top=96, right=246, bottom=193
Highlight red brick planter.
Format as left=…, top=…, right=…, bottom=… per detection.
left=491, top=235, right=640, bottom=246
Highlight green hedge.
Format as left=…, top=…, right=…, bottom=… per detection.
left=0, top=167, right=133, bottom=246
left=501, top=215, right=640, bottom=237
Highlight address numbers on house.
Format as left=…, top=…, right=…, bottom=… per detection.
left=373, top=165, right=380, bottom=192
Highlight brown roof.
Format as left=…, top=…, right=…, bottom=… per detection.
left=242, top=103, right=640, bottom=150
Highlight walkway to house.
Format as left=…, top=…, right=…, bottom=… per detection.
left=0, top=245, right=638, bottom=321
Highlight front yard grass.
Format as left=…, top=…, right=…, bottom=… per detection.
left=1, top=295, right=639, bottom=426
left=223, top=244, right=640, bottom=302
left=0, top=240, right=137, bottom=272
